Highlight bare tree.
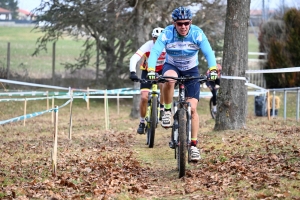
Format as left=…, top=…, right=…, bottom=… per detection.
left=32, top=0, right=135, bottom=89
left=214, top=0, right=250, bottom=130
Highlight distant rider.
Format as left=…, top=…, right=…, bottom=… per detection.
left=129, top=27, right=166, bottom=134
left=206, top=63, right=222, bottom=114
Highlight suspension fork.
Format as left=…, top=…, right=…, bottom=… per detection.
left=186, top=102, right=191, bottom=144
left=145, top=91, right=152, bottom=123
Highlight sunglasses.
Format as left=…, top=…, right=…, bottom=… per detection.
left=175, top=21, right=191, bottom=27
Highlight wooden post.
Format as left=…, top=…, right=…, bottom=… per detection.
left=297, top=89, right=300, bottom=122
left=52, top=105, right=58, bottom=177
left=24, top=98, right=27, bottom=126
left=117, top=93, right=120, bottom=115
left=104, top=90, right=109, bottom=130
left=52, top=96, right=55, bottom=123
left=267, top=91, right=270, bottom=120
left=68, top=88, right=73, bottom=140
left=104, top=90, right=107, bottom=130
left=86, top=87, right=90, bottom=110
left=46, top=91, right=49, bottom=110
left=7, top=42, right=10, bottom=80
left=52, top=42, right=56, bottom=85
left=107, top=93, right=109, bottom=129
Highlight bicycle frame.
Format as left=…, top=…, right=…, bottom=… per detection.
left=140, top=79, right=160, bottom=148
left=145, top=80, right=160, bottom=127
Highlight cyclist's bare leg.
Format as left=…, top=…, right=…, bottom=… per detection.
left=140, top=90, right=149, bottom=118
left=187, top=98, right=201, bottom=161
left=158, top=82, right=165, bottom=120
left=187, top=98, right=199, bottom=140
left=158, top=83, right=164, bottom=105
left=162, top=70, right=177, bottom=104
left=161, top=70, right=177, bottom=127
left=137, top=90, right=149, bottom=134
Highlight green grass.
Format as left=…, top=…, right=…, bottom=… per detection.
left=248, top=32, right=260, bottom=58
left=0, top=26, right=89, bottom=77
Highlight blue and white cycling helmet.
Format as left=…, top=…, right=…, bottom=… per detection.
left=171, top=6, right=192, bottom=21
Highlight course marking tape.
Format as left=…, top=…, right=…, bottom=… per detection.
left=246, top=67, right=300, bottom=74
left=0, top=99, right=71, bottom=125
left=0, top=79, right=69, bottom=90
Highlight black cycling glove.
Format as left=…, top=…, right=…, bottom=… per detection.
left=129, top=72, right=139, bottom=82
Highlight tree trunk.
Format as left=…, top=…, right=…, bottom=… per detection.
left=130, top=1, right=151, bottom=119
left=214, top=0, right=250, bottom=130
left=95, top=39, right=100, bottom=84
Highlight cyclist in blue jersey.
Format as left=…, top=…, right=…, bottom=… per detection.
left=147, top=6, right=218, bottom=161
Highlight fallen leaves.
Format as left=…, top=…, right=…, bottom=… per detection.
left=0, top=114, right=300, bottom=199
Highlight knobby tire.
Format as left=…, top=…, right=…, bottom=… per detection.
left=148, top=96, right=158, bottom=148
left=178, top=108, right=187, bottom=178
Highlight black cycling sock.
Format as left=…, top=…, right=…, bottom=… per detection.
left=160, top=104, right=164, bottom=109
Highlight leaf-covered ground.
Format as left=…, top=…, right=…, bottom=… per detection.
left=0, top=102, right=299, bottom=200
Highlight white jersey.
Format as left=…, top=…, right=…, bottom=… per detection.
left=129, top=40, right=166, bottom=72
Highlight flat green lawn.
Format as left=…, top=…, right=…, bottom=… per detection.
left=0, top=26, right=88, bottom=78
left=248, top=33, right=259, bottom=58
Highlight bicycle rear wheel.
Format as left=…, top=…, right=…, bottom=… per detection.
left=210, top=97, right=216, bottom=119
left=177, top=108, right=187, bottom=178
left=148, top=96, right=158, bottom=148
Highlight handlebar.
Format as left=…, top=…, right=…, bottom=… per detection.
left=134, top=78, right=159, bottom=84
left=133, top=74, right=208, bottom=84
left=158, top=75, right=208, bottom=83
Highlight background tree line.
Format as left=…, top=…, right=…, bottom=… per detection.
left=258, top=8, right=300, bottom=88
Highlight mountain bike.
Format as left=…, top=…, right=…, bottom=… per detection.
left=209, top=86, right=219, bottom=119
left=158, top=75, right=207, bottom=178
left=139, top=78, right=161, bottom=148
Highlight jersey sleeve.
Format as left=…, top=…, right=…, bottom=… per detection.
left=196, top=31, right=217, bottom=69
left=148, top=33, right=167, bottom=71
left=129, top=41, right=152, bottom=72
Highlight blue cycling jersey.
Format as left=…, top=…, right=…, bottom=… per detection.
left=148, top=24, right=216, bottom=71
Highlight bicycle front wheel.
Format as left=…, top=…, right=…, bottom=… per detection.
left=148, top=96, right=158, bottom=148
left=177, top=109, right=187, bottom=178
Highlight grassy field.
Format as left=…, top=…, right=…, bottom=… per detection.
left=0, top=26, right=88, bottom=78
left=0, top=97, right=299, bottom=199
